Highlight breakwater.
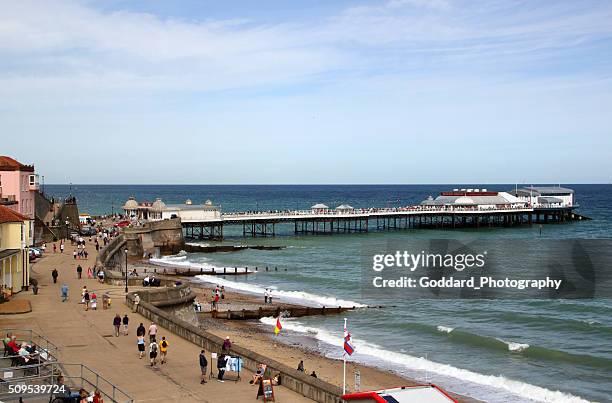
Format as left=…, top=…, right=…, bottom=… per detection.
left=125, top=290, right=343, bottom=403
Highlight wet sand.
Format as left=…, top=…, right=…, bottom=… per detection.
left=183, top=277, right=478, bottom=402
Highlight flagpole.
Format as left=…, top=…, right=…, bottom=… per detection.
left=343, top=317, right=347, bottom=395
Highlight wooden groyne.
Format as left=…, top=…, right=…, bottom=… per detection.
left=199, top=305, right=378, bottom=320
left=184, top=243, right=285, bottom=253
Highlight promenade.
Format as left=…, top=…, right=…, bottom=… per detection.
left=2, top=238, right=312, bottom=403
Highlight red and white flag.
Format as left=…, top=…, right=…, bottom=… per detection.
left=343, top=323, right=355, bottom=356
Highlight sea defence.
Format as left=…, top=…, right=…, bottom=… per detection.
left=123, top=218, right=184, bottom=257
left=99, top=236, right=344, bottom=403
left=125, top=289, right=343, bottom=403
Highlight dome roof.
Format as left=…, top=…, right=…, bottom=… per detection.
left=336, top=204, right=354, bottom=210
left=123, top=197, right=138, bottom=210
left=311, top=203, right=329, bottom=209
left=204, top=199, right=213, bottom=206
left=454, top=196, right=475, bottom=205
left=151, top=198, right=166, bottom=211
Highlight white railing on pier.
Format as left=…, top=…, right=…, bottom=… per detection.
left=218, top=204, right=534, bottom=222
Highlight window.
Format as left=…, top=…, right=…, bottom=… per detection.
left=29, top=175, right=36, bottom=186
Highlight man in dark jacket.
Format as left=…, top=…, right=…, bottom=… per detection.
left=51, top=269, right=58, bottom=284
left=199, top=350, right=208, bottom=384
left=76, top=265, right=82, bottom=279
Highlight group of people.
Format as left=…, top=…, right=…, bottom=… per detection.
left=81, top=286, right=99, bottom=310
left=142, top=276, right=161, bottom=287
left=54, top=374, right=104, bottom=403
left=296, top=359, right=318, bottom=378
left=3, top=334, right=40, bottom=366
left=210, top=285, right=225, bottom=310
left=134, top=321, right=169, bottom=367
left=263, top=288, right=274, bottom=304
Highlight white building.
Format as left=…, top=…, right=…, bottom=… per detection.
left=421, top=189, right=526, bottom=209
left=512, top=186, right=575, bottom=208
left=123, top=197, right=220, bottom=222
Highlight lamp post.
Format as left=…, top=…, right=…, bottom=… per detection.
left=124, top=248, right=129, bottom=293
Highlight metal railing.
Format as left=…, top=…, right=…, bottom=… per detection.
left=0, top=362, right=133, bottom=403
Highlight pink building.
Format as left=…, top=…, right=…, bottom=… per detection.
left=0, top=156, right=38, bottom=220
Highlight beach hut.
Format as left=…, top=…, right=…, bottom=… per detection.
left=342, top=384, right=457, bottom=403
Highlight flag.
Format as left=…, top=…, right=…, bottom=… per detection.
left=274, top=317, right=282, bottom=335
left=344, top=324, right=355, bottom=356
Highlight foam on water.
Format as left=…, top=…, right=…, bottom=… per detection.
left=193, top=273, right=365, bottom=308
left=149, top=254, right=253, bottom=273
left=262, top=317, right=592, bottom=403
left=436, top=325, right=454, bottom=334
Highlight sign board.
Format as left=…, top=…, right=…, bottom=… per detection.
left=256, top=378, right=275, bottom=402
left=211, top=352, right=217, bottom=359
left=354, top=370, right=361, bottom=392
left=3, top=371, right=13, bottom=379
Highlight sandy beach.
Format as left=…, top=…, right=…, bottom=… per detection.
left=143, top=265, right=478, bottom=402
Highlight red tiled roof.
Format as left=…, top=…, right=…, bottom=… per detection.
left=0, top=156, right=34, bottom=172
left=0, top=205, right=30, bottom=223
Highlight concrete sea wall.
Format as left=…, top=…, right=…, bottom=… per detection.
left=125, top=291, right=343, bottom=403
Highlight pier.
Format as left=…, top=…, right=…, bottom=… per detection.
left=182, top=204, right=578, bottom=240
left=123, top=187, right=587, bottom=241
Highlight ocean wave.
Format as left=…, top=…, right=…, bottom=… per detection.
left=193, top=274, right=365, bottom=308
left=262, top=317, right=592, bottom=403
left=436, top=325, right=454, bottom=334
left=397, top=322, right=611, bottom=368
left=149, top=255, right=253, bottom=274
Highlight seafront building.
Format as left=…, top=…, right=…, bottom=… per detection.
left=511, top=186, right=575, bottom=208
left=123, top=197, right=221, bottom=221
left=0, top=156, right=38, bottom=241
left=0, top=204, right=31, bottom=295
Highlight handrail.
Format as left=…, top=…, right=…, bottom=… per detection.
left=0, top=361, right=133, bottom=403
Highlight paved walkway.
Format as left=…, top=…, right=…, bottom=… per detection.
left=3, top=240, right=312, bottom=403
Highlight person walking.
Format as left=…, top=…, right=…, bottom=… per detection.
left=297, top=360, right=305, bottom=372
left=132, top=294, right=140, bottom=313
left=73, top=250, right=77, bottom=260
left=199, top=350, right=208, bottom=384
left=53, top=243, right=57, bottom=253
left=76, top=265, right=82, bottom=279
left=113, top=315, right=121, bottom=337
left=83, top=290, right=90, bottom=311
left=60, top=243, right=64, bottom=253
left=51, top=269, right=58, bottom=284
left=148, top=322, right=158, bottom=343
left=137, top=335, right=145, bottom=359
left=136, top=323, right=146, bottom=338
left=159, top=336, right=169, bottom=364
left=87, top=267, right=93, bottom=279
left=264, top=289, right=268, bottom=304
left=149, top=340, right=158, bottom=367
left=122, top=314, right=129, bottom=335
left=61, top=283, right=68, bottom=302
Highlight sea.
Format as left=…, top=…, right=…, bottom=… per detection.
left=45, top=184, right=612, bottom=403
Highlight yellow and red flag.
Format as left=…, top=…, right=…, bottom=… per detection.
left=274, top=317, right=282, bottom=335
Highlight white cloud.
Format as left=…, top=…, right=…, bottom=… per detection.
left=0, top=0, right=611, bottom=103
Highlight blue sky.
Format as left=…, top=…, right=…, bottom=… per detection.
left=1, top=0, right=611, bottom=184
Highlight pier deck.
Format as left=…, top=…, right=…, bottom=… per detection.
left=182, top=205, right=578, bottom=240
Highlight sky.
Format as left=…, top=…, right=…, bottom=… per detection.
left=1, top=0, right=611, bottom=184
